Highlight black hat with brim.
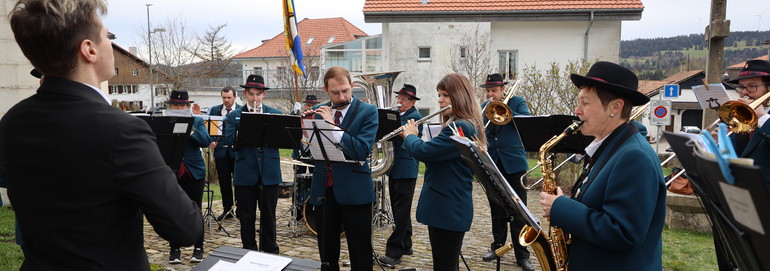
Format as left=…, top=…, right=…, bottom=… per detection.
left=570, top=61, right=649, bottom=106
left=480, top=73, right=509, bottom=88
left=394, top=84, right=420, bottom=100
left=303, top=94, right=320, bottom=104
left=240, top=74, right=270, bottom=90
left=726, top=59, right=770, bottom=84
left=166, top=90, right=194, bottom=104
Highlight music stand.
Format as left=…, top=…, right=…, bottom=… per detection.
left=235, top=113, right=301, bottom=149
left=195, top=114, right=231, bottom=237
left=136, top=116, right=193, bottom=170
left=512, top=115, right=593, bottom=154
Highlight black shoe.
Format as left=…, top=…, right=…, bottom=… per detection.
left=378, top=255, right=401, bottom=266
left=482, top=250, right=499, bottom=262
left=217, top=212, right=233, bottom=221
left=517, top=259, right=535, bottom=271
left=168, top=248, right=181, bottom=264
left=403, top=248, right=413, bottom=255
left=190, top=247, right=204, bottom=263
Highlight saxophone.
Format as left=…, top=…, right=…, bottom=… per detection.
left=516, top=120, right=583, bottom=271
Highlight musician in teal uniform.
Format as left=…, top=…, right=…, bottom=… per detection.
left=540, top=61, right=666, bottom=270
left=208, top=86, right=241, bottom=221
left=401, top=73, right=485, bottom=271
left=725, top=59, right=770, bottom=187
left=305, top=67, right=378, bottom=271
left=478, top=74, right=534, bottom=270
left=379, top=84, right=423, bottom=266
left=166, top=90, right=212, bottom=264
left=224, top=75, right=283, bottom=253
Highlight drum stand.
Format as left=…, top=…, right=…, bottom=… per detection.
left=203, top=148, right=231, bottom=237
left=371, top=176, right=394, bottom=228
left=279, top=165, right=307, bottom=237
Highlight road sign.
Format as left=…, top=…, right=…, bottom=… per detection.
left=664, top=84, right=680, bottom=99
left=650, top=99, right=672, bottom=126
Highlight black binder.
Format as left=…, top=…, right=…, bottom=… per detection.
left=136, top=116, right=193, bottom=170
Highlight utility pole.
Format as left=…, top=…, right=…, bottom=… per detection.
left=703, top=0, right=730, bottom=129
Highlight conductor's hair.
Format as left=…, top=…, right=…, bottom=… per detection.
left=9, top=0, right=108, bottom=78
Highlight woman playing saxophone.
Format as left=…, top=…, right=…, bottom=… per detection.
left=539, top=61, right=666, bottom=270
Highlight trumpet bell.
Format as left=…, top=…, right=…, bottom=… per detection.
left=485, top=101, right=513, bottom=125
left=718, top=100, right=757, bottom=134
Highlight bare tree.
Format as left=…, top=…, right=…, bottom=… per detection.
left=272, top=47, right=325, bottom=113
left=446, top=25, right=493, bottom=101
left=193, top=24, right=235, bottom=78
left=137, top=15, right=200, bottom=92
left=518, top=59, right=591, bottom=116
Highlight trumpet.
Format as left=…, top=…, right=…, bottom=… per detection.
left=378, top=105, right=452, bottom=142
left=299, top=100, right=351, bottom=118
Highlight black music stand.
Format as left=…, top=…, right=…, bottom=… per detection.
left=235, top=113, right=301, bottom=149
left=196, top=114, right=231, bottom=237
left=376, top=109, right=401, bottom=141
left=513, top=115, right=593, bottom=154
left=136, top=116, right=193, bottom=170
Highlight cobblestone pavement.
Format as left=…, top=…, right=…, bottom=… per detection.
left=144, top=161, right=545, bottom=271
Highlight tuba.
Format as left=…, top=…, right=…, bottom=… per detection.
left=517, top=121, right=583, bottom=271
left=353, top=71, right=403, bottom=177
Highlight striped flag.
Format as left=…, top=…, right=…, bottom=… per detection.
left=283, top=0, right=305, bottom=78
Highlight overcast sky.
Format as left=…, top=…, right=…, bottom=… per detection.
left=102, top=0, right=770, bottom=54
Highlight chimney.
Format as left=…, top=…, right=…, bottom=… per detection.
left=129, top=46, right=138, bottom=55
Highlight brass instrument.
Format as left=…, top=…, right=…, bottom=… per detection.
left=483, top=79, right=524, bottom=127
left=518, top=121, right=583, bottom=271
left=378, top=105, right=452, bottom=142
left=718, top=90, right=770, bottom=134
left=353, top=71, right=404, bottom=178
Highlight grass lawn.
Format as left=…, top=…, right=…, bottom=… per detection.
left=0, top=206, right=23, bottom=271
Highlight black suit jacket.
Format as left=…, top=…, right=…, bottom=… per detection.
left=0, top=77, right=203, bottom=270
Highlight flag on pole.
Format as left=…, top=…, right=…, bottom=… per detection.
left=283, top=0, right=306, bottom=78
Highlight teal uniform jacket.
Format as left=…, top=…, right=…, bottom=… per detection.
left=403, top=120, right=478, bottom=232
left=731, top=117, right=770, bottom=188
left=209, top=103, right=242, bottom=158
left=308, top=98, right=378, bottom=206
left=481, top=96, right=530, bottom=174
left=551, top=124, right=666, bottom=270
left=388, top=107, right=423, bottom=179
left=178, top=117, right=212, bottom=180
left=224, top=105, right=284, bottom=186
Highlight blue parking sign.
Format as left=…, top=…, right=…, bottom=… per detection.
left=664, top=84, right=679, bottom=98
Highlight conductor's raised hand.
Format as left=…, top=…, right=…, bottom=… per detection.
left=400, top=119, right=419, bottom=138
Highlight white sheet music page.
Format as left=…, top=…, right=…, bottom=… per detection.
left=207, top=260, right=236, bottom=271
left=692, top=84, right=732, bottom=110
left=232, top=251, right=292, bottom=271
left=302, top=119, right=347, bottom=162
left=718, top=182, right=765, bottom=235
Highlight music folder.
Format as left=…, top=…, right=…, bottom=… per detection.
left=136, top=115, right=193, bottom=170
left=195, top=114, right=225, bottom=137
left=235, top=113, right=301, bottom=149
left=376, top=108, right=401, bottom=141
left=513, top=115, right=593, bottom=153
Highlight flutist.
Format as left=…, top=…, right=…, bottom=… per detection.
left=478, top=74, right=534, bottom=271
left=224, top=75, right=283, bottom=253
left=379, top=84, right=423, bottom=266
left=538, top=62, right=666, bottom=270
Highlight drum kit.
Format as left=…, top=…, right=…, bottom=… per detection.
left=282, top=159, right=322, bottom=237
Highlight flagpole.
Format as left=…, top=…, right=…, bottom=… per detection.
left=294, top=71, right=300, bottom=103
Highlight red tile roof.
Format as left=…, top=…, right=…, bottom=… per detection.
left=638, top=80, right=666, bottom=96
left=234, top=17, right=367, bottom=59
left=637, top=70, right=704, bottom=96
left=363, top=0, right=644, bottom=13
left=727, top=55, right=769, bottom=69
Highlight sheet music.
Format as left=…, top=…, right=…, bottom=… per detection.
left=232, top=251, right=292, bottom=271
left=692, top=84, right=731, bottom=110
left=424, top=123, right=443, bottom=141
left=207, top=260, right=236, bottom=271
left=162, top=109, right=193, bottom=117
left=302, top=119, right=348, bottom=163
left=718, top=182, right=765, bottom=235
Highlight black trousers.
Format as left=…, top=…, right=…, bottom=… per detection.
left=385, top=177, right=416, bottom=258
left=428, top=226, right=465, bottom=271
left=215, top=155, right=235, bottom=212
left=171, top=174, right=204, bottom=249
left=315, top=187, right=373, bottom=271
left=486, top=170, right=530, bottom=260
left=235, top=184, right=279, bottom=253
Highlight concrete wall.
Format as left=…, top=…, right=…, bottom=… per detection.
left=490, top=20, right=620, bottom=70
left=0, top=1, right=37, bottom=118
left=383, top=22, right=492, bottom=114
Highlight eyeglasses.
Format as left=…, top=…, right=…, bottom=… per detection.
left=734, top=84, right=766, bottom=93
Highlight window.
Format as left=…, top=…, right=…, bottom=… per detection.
left=306, top=37, right=314, bottom=45
left=155, top=86, right=169, bottom=97
left=109, top=85, right=138, bottom=94
left=497, top=50, right=518, bottom=80
left=131, top=69, right=138, bottom=76
left=114, top=68, right=119, bottom=75
left=460, top=46, right=467, bottom=58
left=327, top=36, right=336, bottom=44
left=418, top=47, right=431, bottom=61
left=253, top=67, right=263, bottom=76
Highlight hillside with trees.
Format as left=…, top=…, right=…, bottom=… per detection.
left=620, top=30, right=770, bottom=80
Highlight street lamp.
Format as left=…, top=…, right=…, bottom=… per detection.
left=146, top=4, right=165, bottom=110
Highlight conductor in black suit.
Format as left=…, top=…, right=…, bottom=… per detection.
left=0, top=1, right=203, bottom=270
